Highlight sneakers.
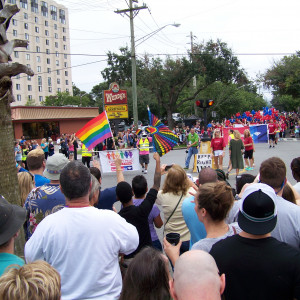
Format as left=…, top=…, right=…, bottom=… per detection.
left=245, top=166, right=250, bottom=171
left=144, top=170, right=147, bottom=174
left=269, top=145, right=272, bottom=148
left=272, top=146, right=275, bottom=148
left=142, top=166, right=145, bottom=173
left=184, top=167, right=189, bottom=170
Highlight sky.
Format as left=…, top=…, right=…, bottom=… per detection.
left=55, top=0, right=300, bottom=100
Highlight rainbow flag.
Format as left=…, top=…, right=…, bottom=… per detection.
left=76, top=111, right=112, bottom=150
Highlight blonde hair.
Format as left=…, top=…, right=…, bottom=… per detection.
left=212, top=129, right=221, bottom=139
left=17, top=172, right=34, bottom=206
left=0, top=261, right=61, bottom=300
left=243, top=129, right=250, bottom=138
left=233, top=130, right=241, bottom=139
left=41, top=138, right=46, bottom=143
left=162, top=164, right=190, bottom=195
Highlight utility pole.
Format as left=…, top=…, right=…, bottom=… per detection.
left=115, top=1, right=147, bottom=130
left=189, top=31, right=198, bottom=116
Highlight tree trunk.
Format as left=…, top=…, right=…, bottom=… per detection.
left=0, top=86, right=25, bottom=257
left=166, top=107, right=174, bottom=129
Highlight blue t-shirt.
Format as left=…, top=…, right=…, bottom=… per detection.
left=181, top=196, right=206, bottom=248
left=96, top=187, right=117, bottom=210
left=0, top=253, right=24, bottom=276
left=34, top=174, right=50, bottom=187
left=41, top=143, right=48, bottom=153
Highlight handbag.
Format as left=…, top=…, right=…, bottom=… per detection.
left=163, top=193, right=184, bottom=235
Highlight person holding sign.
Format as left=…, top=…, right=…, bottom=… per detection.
left=211, top=129, right=226, bottom=170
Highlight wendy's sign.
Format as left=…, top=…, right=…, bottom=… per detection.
left=104, top=82, right=127, bottom=105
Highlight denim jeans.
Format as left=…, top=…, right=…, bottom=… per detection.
left=185, top=147, right=198, bottom=168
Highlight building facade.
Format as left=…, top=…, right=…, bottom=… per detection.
left=6, top=0, right=72, bottom=106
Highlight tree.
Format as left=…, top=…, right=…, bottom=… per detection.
left=25, top=97, right=36, bottom=106
left=0, top=1, right=34, bottom=256
left=101, top=40, right=248, bottom=128
left=263, top=53, right=300, bottom=110
left=42, top=91, right=92, bottom=107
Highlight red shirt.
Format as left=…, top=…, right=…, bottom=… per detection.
left=244, top=136, right=253, bottom=151
left=211, top=138, right=225, bottom=151
left=268, top=123, right=276, bottom=134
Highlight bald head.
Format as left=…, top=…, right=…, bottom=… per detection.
left=198, top=168, right=218, bottom=185
left=170, top=250, right=225, bottom=300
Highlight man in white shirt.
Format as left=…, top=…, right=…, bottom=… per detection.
left=25, top=161, right=139, bottom=300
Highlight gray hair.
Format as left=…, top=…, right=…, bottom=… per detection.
left=89, top=174, right=100, bottom=202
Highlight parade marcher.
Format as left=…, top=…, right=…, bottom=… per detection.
left=211, top=129, right=225, bottom=170
left=268, top=119, right=277, bottom=148
left=243, top=129, right=254, bottom=171
left=81, top=143, right=92, bottom=168
left=227, top=130, right=244, bottom=178
left=184, top=127, right=199, bottom=170
left=137, top=132, right=152, bottom=174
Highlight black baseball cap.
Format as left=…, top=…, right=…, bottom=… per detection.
left=238, top=183, right=277, bottom=235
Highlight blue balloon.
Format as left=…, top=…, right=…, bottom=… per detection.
left=251, top=110, right=255, bottom=115
left=268, top=111, right=272, bottom=116
left=207, top=123, right=212, bottom=128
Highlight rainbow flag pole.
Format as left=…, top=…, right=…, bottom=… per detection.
left=76, top=111, right=112, bottom=150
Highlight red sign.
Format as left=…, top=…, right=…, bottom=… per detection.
left=104, top=82, right=127, bottom=105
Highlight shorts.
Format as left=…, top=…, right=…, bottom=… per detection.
left=69, top=151, right=74, bottom=155
left=139, top=154, right=149, bottom=165
left=269, top=134, right=275, bottom=141
left=244, top=149, right=253, bottom=159
left=213, top=150, right=223, bottom=157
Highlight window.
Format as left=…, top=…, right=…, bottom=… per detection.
left=17, top=94, right=21, bottom=101
left=63, top=36, right=66, bottom=42
left=64, top=54, right=67, bottom=59
left=37, top=66, right=41, bottom=72
left=46, top=58, right=50, bottom=64
left=8, top=0, right=16, bottom=4
left=28, top=85, right=32, bottom=91
left=57, top=78, right=60, bottom=84
left=65, top=71, right=68, bottom=76
left=24, top=12, right=28, bottom=19
left=47, top=68, right=51, bottom=73
left=46, top=49, right=50, bottom=54
left=36, top=46, right=40, bottom=53
left=38, top=76, right=42, bottom=85
left=35, top=26, right=39, bottom=33
left=25, top=33, right=29, bottom=40
left=55, top=51, right=59, bottom=57
left=59, top=9, right=66, bottom=24
left=48, top=87, right=52, bottom=92
left=65, top=80, right=68, bottom=85
left=66, top=88, right=69, bottom=92
left=55, top=42, right=58, bottom=48
left=57, top=88, right=61, bottom=92
left=26, top=64, right=30, bottom=68
left=26, top=54, right=30, bottom=60
left=28, top=95, right=32, bottom=100
left=26, top=44, right=30, bottom=50
left=54, top=24, right=57, bottom=30
left=14, top=51, right=19, bottom=58
left=31, top=0, right=38, bottom=13
left=63, top=45, right=67, bottom=50
left=12, top=19, right=17, bottom=26
left=35, top=17, right=38, bottom=23
left=38, top=86, right=42, bottom=92
left=39, top=96, right=43, bottom=102
left=56, top=60, right=59, bottom=66
left=50, top=5, right=57, bottom=20
left=37, top=56, right=41, bottom=62
left=20, top=0, right=28, bottom=9
left=45, top=20, right=48, bottom=26
left=45, top=30, right=49, bottom=36
left=15, top=75, right=20, bottom=79
left=27, top=75, right=31, bottom=81
left=24, top=23, right=28, bottom=29
left=46, top=39, right=49, bottom=45
left=13, top=30, right=17, bottom=37
left=36, top=36, right=40, bottom=43
left=57, top=70, right=60, bottom=75
left=62, top=27, right=66, bottom=33
left=54, top=33, right=58, bottom=39
left=41, top=1, right=48, bottom=17
left=48, top=77, right=52, bottom=86
left=16, top=84, right=21, bottom=90
left=64, top=62, right=67, bottom=67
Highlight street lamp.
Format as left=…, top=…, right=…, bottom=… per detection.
left=131, top=23, right=180, bottom=130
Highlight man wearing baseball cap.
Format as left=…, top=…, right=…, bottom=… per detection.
left=24, top=153, right=69, bottom=240
left=210, top=183, right=300, bottom=300
left=0, top=195, right=26, bottom=276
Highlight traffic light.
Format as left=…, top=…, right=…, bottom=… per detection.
left=195, top=99, right=214, bottom=108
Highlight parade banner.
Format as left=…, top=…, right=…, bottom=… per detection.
left=99, top=149, right=140, bottom=173
left=249, top=124, right=268, bottom=143
left=223, top=126, right=249, bottom=146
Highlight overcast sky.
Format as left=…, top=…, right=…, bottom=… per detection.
left=55, top=0, right=300, bottom=100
